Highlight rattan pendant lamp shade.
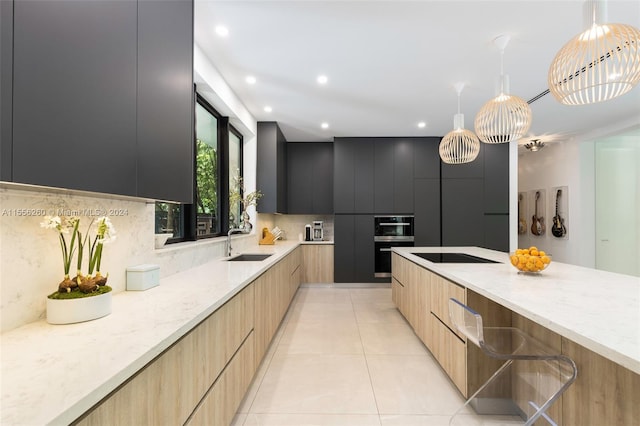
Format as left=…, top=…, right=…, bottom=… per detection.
left=439, top=83, right=480, bottom=165
left=548, top=0, right=640, bottom=105
left=474, top=35, right=532, bottom=144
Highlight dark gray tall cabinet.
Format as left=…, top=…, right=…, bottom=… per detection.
left=1, top=0, right=194, bottom=202
left=441, top=143, right=509, bottom=251
left=256, top=122, right=288, bottom=214
left=413, top=137, right=441, bottom=246
left=334, top=214, right=374, bottom=283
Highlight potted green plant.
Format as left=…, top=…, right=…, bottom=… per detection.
left=229, top=174, right=263, bottom=230
left=41, top=216, right=115, bottom=324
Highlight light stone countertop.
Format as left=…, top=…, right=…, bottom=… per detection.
left=0, top=241, right=300, bottom=426
left=299, top=240, right=334, bottom=245
left=393, top=246, right=640, bottom=375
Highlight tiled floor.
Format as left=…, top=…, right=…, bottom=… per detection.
left=232, top=285, right=469, bottom=426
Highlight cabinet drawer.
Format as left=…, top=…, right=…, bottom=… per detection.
left=431, top=314, right=467, bottom=396
left=391, top=277, right=406, bottom=317
left=430, top=274, right=466, bottom=341
left=186, top=332, right=255, bottom=426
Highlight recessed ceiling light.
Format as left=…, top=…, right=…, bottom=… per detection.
left=215, top=26, right=229, bottom=37
left=245, top=76, right=256, bottom=85
left=321, top=122, right=329, bottom=129
left=264, top=106, right=272, bottom=113
left=317, top=75, right=328, bottom=85
left=418, top=121, right=427, bottom=128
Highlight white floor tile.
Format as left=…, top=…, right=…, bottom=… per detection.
left=349, top=287, right=393, bottom=304
left=243, top=413, right=382, bottom=426
left=294, top=288, right=354, bottom=305
left=366, top=354, right=466, bottom=415
left=359, top=323, right=428, bottom=355
left=352, top=302, right=408, bottom=325
left=287, top=300, right=357, bottom=323
left=250, top=353, right=378, bottom=414
left=277, top=316, right=363, bottom=355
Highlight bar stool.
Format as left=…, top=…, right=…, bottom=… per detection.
left=448, top=298, right=577, bottom=426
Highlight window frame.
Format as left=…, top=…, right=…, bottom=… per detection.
left=156, top=90, right=244, bottom=244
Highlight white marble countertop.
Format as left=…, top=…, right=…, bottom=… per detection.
left=299, top=240, right=334, bottom=245
left=0, top=241, right=300, bottom=426
left=393, top=246, right=640, bottom=375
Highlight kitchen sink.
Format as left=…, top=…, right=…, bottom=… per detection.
left=227, top=254, right=273, bottom=262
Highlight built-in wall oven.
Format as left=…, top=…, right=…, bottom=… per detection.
left=374, top=215, right=414, bottom=278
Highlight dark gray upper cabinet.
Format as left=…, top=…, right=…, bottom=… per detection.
left=374, top=139, right=394, bottom=213
left=4, top=0, right=194, bottom=202
left=353, top=139, right=375, bottom=213
left=483, top=143, right=510, bottom=214
left=335, top=137, right=421, bottom=214
left=393, top=138, right=415, bottom=214
left=441, top=178, right=485, bottom=247
left=257, top=122, right=288, bottom=214
left=0, top=0, right=14, bottom=181
left=287, top=142, right=333, bottom=214
left=333, top=138, right=374, bottom=214
left=333, top=138, right=355, bottom=213
left=136, top=0, right=194, bottom=202
left=441, top=142, right=485, bottom=179
left=413, top=137, right=441, bottom=179
left=11, top=0, right=138, bottom=196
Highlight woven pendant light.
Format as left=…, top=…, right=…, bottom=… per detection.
left=475, top=35, right=532, bottom=144
left=548, top=0, right=640, bottom=105
left=439, top=83, right=480, bottom=164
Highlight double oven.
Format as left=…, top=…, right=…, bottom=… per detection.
left=374, top=215, right=414, bottom=278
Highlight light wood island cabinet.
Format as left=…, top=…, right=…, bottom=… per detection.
left=76, top=248, right=301, bottom=426
left=391, top=252, right=640, bottom=426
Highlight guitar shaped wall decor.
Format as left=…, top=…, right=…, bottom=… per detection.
left=531, top=191, right=545, bottom=236
left=518, top=193, right=527, bottom=235
left=551, top=189, right=567, bottom=238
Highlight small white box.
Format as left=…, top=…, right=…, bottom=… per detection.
left=126, top=264, right=160, bottom=291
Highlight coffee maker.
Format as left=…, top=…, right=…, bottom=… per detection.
left=312, top=221, right=323, bottom=241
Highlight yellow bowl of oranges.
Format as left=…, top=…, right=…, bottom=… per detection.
left=510, top=247, right=552, bottom=273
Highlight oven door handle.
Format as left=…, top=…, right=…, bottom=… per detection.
left=378, top=223, right=411, bottom=226
left=379, top=248, right=393, bottom=252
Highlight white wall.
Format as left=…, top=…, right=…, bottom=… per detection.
left=518, top=122, right=640, bottom=270
left=0, top=46, right=259, bottom=332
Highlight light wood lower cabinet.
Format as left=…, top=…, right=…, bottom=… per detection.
left=391, top=253, right=640, bottom=425
left=77, top=283, right=255, bottom=426
left=301, top=244, right=333, bottom=283
left=186, top=332, right=255, bottom=426
left=431, top=313, right=467, bottom=394
left=254, top=248, right=301, bottom=367
left=77, top=248, right=301, bottom=426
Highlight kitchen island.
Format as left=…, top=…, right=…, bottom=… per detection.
left=391, top=246, right=639, bottom=425
left=1, top=241, right=302, bottom=425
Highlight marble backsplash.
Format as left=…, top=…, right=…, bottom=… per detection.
left=0, top=185, right=261, bottom=332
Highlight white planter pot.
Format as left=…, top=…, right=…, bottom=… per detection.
left=46, top=291, right=112, bottom=325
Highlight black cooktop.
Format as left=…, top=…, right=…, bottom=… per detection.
left=412, top=252, right=501, bottom=264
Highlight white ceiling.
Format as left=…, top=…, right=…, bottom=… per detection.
left=194, top=0, right=640, bottom=145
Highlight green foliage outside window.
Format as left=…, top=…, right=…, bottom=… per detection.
left=195, top=139, right=217, bottom=215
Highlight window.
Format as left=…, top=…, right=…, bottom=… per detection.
left=195, top=100, right=221, bottom=237
left=228, top=127, right=243, bottom=228
left=154, top=92, right=243, bottom=243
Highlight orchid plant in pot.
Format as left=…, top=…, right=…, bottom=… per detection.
left=41, top=215, right=116, bottom=324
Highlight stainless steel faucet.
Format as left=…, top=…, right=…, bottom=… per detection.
left=227, top=227, right=248, bottom=257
